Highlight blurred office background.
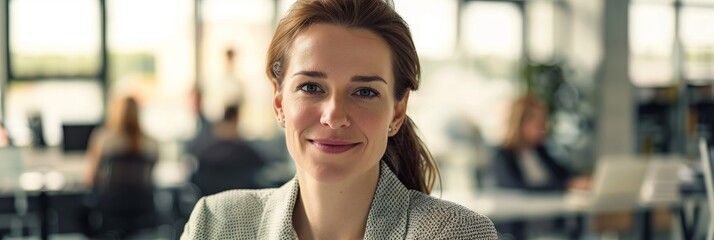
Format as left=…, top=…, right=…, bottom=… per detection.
left=0, top=0, right=713, bottom=239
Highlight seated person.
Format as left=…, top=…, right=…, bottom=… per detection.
left=493, top=95, right=590, bottom=191
left=83, top=96, right=160, bottom=238
left=185, top=87, right=214, bottom=157
left=191, top=104, right=268, bottom=196
left=492, top=95, right=591, bottom=239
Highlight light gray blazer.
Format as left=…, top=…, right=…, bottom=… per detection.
left=181, top=161, right=498, bottom=239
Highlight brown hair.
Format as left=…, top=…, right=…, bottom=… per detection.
left=266, top=0, right=438, bottom=194
left=107, top=96, right=143, bottom=153
left=501, top=95, right=546, bottom=150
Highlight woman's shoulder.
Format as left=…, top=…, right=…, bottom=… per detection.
left=406, top=191, right=498, bottom=239
left=198, top=188, right=276, bottom=217
left=181, top=188, right=278, bottom=238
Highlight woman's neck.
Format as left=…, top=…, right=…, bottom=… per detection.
left=292, top=164, right=380, bottom=240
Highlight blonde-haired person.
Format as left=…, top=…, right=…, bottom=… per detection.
left=181, top=0, right=497, bottom=239
left=494, top=95, right=590, bottom=191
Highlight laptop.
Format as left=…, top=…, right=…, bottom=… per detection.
left=639, top=156, right=683, bottom=205
left=565, top=156, right=649, bottom=211
left=699, top=138, right=714, bottom=240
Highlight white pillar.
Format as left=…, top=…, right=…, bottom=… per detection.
left=1, top=0, right=6, bottom=121
left=596, top=0, right=634, bottom=157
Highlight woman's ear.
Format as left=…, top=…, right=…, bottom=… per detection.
left=272, top=80, right=285, bottom=128
left=390, top=91, right=409, bottom=136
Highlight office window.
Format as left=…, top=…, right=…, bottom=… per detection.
left=393, top=0, right=457, bottom=60
left=9, top=0, right=101, bottom=78
left=527, top=0, right=566, bottom=63
left=201, top=0, right=276, bottom=139
left=631, top=0, right=675, bottom=3
left=279, top=0, right=458, bottom=60
left=278, top=0, right=294, bottom=18
left=461, top=1, right=523, bottom=80
left=108, top=0, right=195, bottom=141
left=681, top=7, right=714, bottom=83
left=629, top=3, right=675, bottom=87
left=683, top=0, right=714, bottom=4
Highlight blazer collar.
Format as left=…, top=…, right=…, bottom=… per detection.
left=262, top=161, right=411, bottom=239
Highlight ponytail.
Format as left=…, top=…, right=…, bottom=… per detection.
left=384, top=116, right=438, bottom=194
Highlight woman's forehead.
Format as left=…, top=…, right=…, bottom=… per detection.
left=286, top=24, right=393, bottom=80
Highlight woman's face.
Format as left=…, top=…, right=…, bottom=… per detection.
left=520, top=104, right=547, bottom=147
left=273, top=24, right=408, bottom=183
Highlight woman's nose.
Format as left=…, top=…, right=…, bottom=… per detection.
left=320, top=96, right=351, bottom=129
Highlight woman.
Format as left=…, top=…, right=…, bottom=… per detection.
left=181, top=0, right=497, bottom=239
left=82, top=95, right=160, bottom=238
left=85, top=96, right=159, bottom=188
left=493, top=95, right=589, bottom=191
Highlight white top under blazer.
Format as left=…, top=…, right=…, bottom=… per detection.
left=181, top=161, right=498, bottom=239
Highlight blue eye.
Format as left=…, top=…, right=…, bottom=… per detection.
left=354, top=88, right=379, bottom=98
left=299, top=83, right=323, bottom=94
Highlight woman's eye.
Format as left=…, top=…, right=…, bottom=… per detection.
left=354, top=88, right=379, bottom=98
left=299, top=83, right=323, bottom=94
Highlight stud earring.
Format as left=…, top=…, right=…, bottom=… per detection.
left=388, top=126, right=393, bottom=132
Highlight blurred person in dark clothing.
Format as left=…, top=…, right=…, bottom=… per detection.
left=492, top=95, right=589, bottom=239
left=186, top=48, right=243, bottom=157
left=186, top=87, right=214, bottom=157
left=82, top=95, right=160, bottom=238
left=493, top=95, right=590, bottom=191
left=191, top=103, right=268, bottom=196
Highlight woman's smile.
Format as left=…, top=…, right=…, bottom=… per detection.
left=309, top=139, right=361, bottom=154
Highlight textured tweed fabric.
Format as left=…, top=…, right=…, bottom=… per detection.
left=181, top=161, right=498, bottom=239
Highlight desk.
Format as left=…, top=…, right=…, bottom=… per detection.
left=437, top=190, right=572, bottom=222
left=1, top=147, right=192, bottom=191
left=0, top=147, right=194, bottom=239
left=436, top=189, right=680, bottom=239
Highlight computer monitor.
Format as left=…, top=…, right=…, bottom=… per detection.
left=61, top=124, right=98, bottom=152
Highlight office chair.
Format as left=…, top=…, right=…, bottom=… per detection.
left=85, top=151, right=161, bottom=239
left=191, top=139, right=268, bottom=196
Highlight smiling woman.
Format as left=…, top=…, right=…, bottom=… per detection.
left=181, top=0, right=497, bottom=239
left=276, top=24, right=398, bottom=184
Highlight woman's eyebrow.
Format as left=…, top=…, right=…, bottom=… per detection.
left=293, top=71, right=386, bottom=84
left=352, top=75, right=386, bottom=84
left=292, top=70, right=327, bottom=78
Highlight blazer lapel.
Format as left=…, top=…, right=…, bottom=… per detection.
left=258, top=177, right=300, bottom=239
left=363, top=161, right=410, bottom=239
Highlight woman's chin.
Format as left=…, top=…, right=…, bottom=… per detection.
left=299, top=160, right=379, bottom=185
left=304, top=163, right=351, bottom=183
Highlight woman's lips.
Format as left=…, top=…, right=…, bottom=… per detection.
left=310, top=139, right=360, bottom=154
